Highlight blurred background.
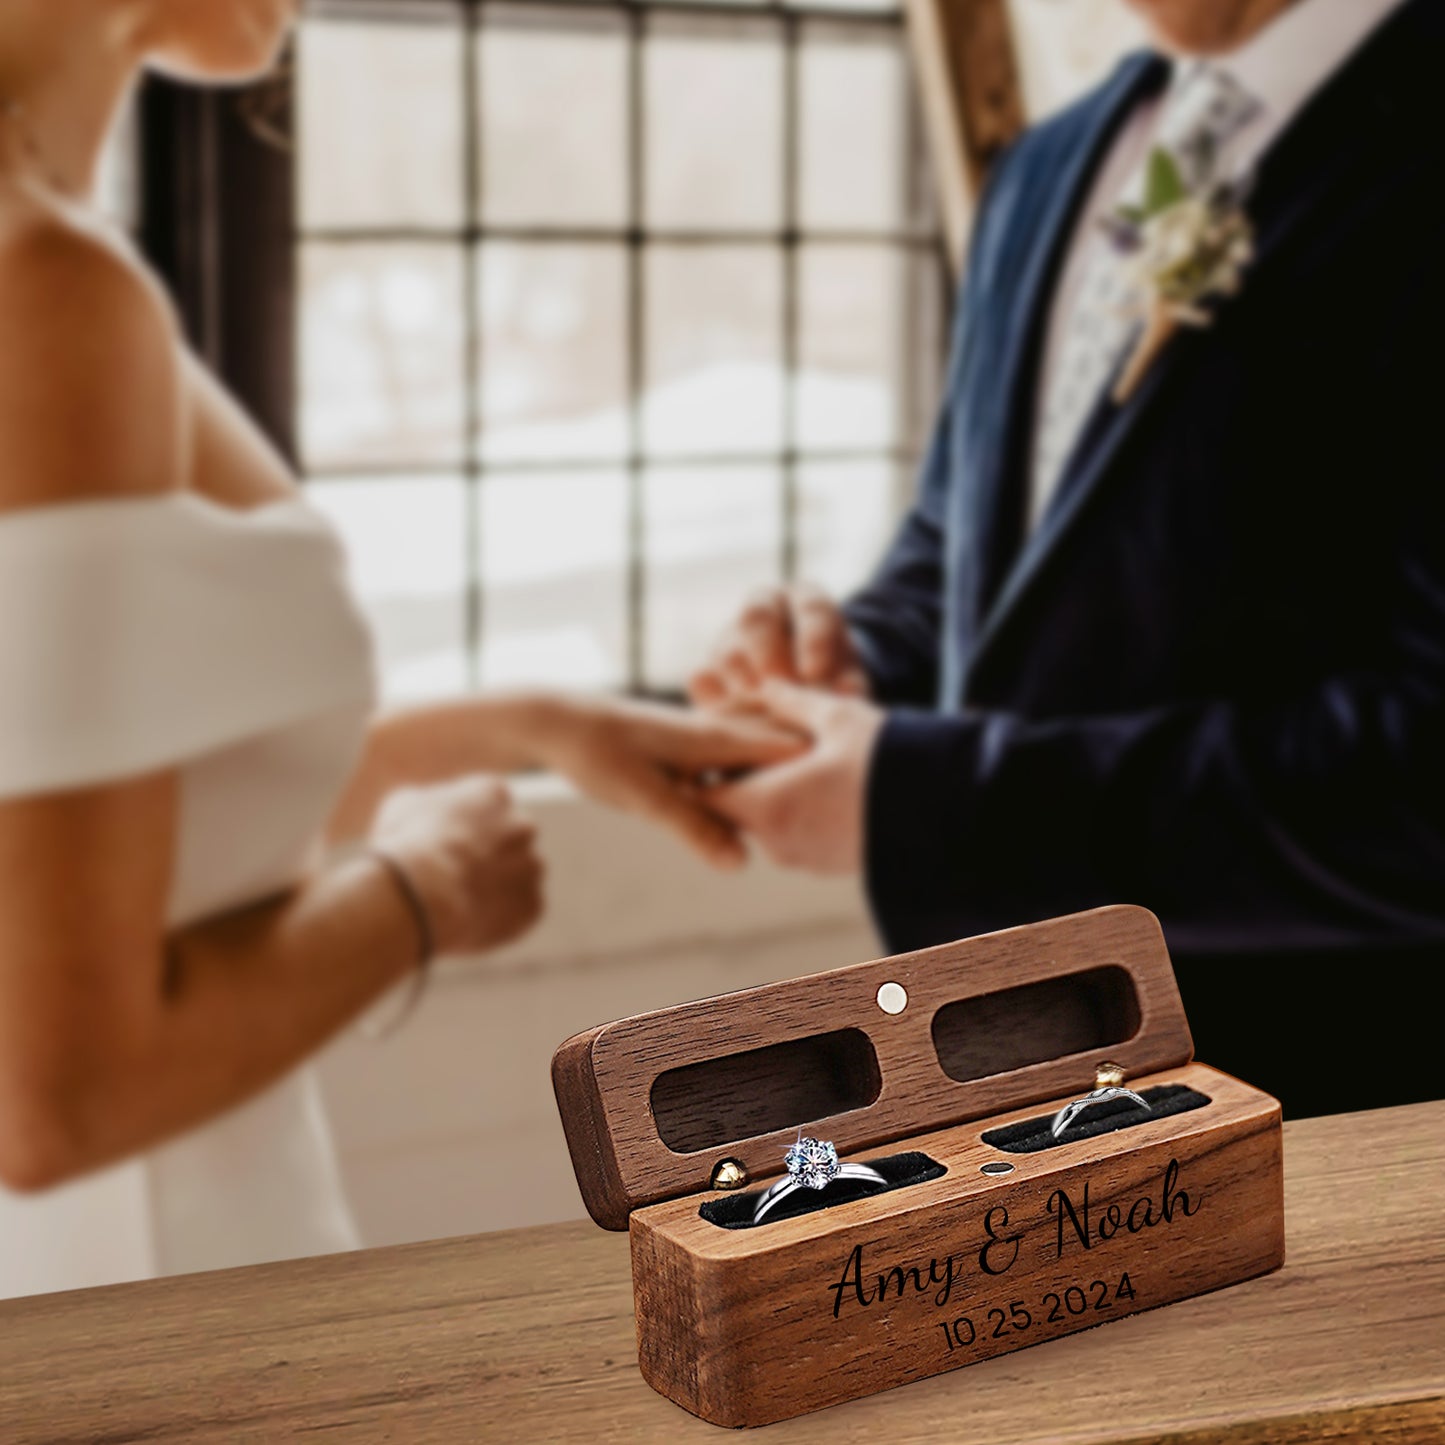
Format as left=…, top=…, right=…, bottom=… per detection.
left=107, top=0, right=1142, bottom=1245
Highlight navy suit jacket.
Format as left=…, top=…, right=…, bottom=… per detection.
left=846, top=1, right=1443, bottom=1113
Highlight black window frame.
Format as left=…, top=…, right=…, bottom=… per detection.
left=139, top=0, right=951, bottom=697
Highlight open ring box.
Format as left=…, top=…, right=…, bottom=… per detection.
left=552, top=905, right=1285, bottom=1428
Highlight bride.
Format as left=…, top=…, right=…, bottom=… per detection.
left=0, top=0, right=798, bottom=1299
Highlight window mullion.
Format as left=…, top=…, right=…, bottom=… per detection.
left=626, top=1, right=648, bottom=692
left=464, top=0, right=485, bottom=688
left=780, top=9, right=801, bottom=586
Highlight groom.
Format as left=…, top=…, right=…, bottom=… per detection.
left=695, top=0, right=1443, bottom=1118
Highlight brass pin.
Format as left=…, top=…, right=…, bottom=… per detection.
left=710, top=1159, right=749, bottom=1191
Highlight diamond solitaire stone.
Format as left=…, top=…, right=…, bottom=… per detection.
left=784, top=1136, right=840, bottom=1191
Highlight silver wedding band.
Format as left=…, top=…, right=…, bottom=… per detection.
left=1050, top=1085, right=1151, bottom=1140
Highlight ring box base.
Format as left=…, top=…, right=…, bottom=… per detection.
left=631, top=1061, right=1282, bottom=1428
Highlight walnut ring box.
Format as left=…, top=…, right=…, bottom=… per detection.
left=551, top=905, right=1285, bottom=1428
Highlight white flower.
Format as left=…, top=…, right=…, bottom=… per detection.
left=1113, top=156, right=1254, bottom=326
left=1104, top=146, right=1255, bottom=401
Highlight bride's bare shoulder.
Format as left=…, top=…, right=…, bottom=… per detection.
left=0, top=197, right=185, bottom=514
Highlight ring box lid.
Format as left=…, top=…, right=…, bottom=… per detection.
left=552, top=905, right=1193, bottom=1229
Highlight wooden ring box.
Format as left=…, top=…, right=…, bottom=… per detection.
left=552, top=906, right=1285, bottom=1428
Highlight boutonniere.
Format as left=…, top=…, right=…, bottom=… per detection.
left=1102, top=146, right=1254, bottom=404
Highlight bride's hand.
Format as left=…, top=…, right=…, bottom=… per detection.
left=531, top=696, right=807, bottom=869
left=370, top=776, right=544, bottom=955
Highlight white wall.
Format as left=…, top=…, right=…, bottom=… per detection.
left=315, top=777, right=878, bottom=1247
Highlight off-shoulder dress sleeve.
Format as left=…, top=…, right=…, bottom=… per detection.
left=0, top=492, right=376, bottom=799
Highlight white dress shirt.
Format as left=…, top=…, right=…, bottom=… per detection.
left=1028, top=0, right=1411, bottom=530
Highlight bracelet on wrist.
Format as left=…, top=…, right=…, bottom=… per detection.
left=358, top=844, right=436, bottom=1039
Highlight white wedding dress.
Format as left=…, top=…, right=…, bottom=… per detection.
left=0, top=491, right=377, bottom=1300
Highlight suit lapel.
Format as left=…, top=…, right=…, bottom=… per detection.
left=966, top=0, right=1434, bottom=680
left=954, top=55, right=1170, bottom=640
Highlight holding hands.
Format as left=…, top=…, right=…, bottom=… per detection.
left=703, top=679, right=883, bottom=875
left=348, top=582, right=879, bottom=970
left=528, top=695, right=808, bottom=871
left=343, top=689, right=811, bottom=961
left=690, top=586, right=884, bottom=877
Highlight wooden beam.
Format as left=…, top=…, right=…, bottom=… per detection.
left=904, top=0, right=1026, bottom=273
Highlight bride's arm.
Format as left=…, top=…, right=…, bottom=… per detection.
left=0, top=770, right=540, bottom=1191
left=329, top=692, right=806, bottom=869
left=0, top=220, right=542, bottom=1190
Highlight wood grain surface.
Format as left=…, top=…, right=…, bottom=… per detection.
left=632, top=1063, right=1283, bottom=1426
left=1, top=1101, right=1441, bottom=1443
left=904, top=0, right=1027, bottom=266
left=554, top=906, right=1195, bottom=1228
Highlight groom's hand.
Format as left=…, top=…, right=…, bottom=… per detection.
left=689, top=584, right=871, bottom=708
left=532, top=696, right=806, bottom=871
left=705, top=681, right=883, bottom=875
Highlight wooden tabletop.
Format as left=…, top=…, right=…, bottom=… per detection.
left=2, top=1101, right=1442, bottom=1444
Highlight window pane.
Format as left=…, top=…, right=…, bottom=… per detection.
left=308, top=477, right=469, bottom=702
left=798, top=26, right=911, bottom=232
left=301, top=242, right=466, bottom=470
left=643, top=465, right=782, bottom=688
left=902, top=249, right=948, bottom=455
left=480, top=8, right=629, bottom=227
left=797, top=243, right=907, bottom=450
left=298, top=20, right=464, bottom=230
left=479, top=472, right=629, bottom=690
left=797, top=459, right=900, bottom=596
left=480, top=243, right=629, bottom=464
left=644, top=16, right=784, bottom=231
left=643, top=246, right=784, bottom=457
left=289, top=3, right=939, bottom=702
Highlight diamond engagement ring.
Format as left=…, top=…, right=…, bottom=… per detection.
left=750, top=1136, right=888, bottom=1225
left=1049, top=1085, right=1152, bottom=1140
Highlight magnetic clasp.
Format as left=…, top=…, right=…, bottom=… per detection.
left=876, top=982, right=908, bottom=1015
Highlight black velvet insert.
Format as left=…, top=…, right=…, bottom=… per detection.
left=700, top=1151, right=946, bottom=1230
left=982, top=1084, right=1211, bottom=1154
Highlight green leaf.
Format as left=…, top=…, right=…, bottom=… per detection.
left=1143, top=147, right=1187, bottom=217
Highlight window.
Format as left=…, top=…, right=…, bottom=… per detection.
left=294, top=0, right=946, bottom=700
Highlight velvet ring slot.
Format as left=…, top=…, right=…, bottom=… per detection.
left=981, top=1083, right=1212, bottom=1154
left=700, top=1152, right=948, bottom=1229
